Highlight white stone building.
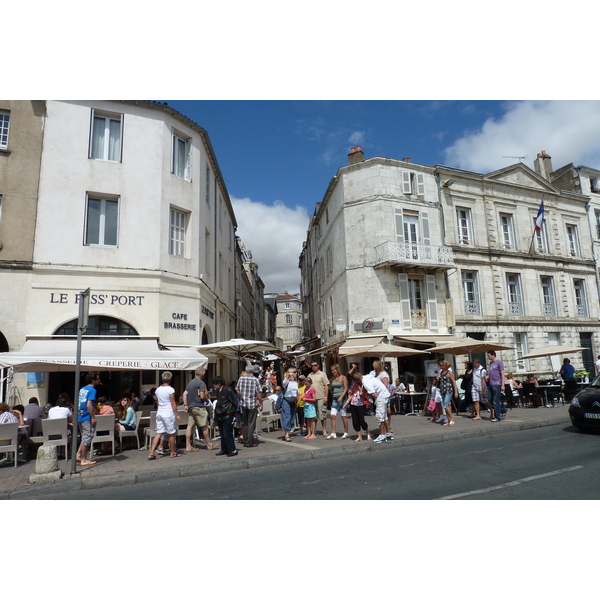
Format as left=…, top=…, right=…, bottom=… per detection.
left=0, top=100, right=243, bottom=402
left=300, top=148, right=600, bottom=379
left=268, top=292, right=303, bottom=350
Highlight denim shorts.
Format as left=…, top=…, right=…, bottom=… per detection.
left=330, top=399, right=347, bottom=417
left=442, top=391, right=453, bottom=408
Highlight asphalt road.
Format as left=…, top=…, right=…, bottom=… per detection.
left=33, top=423, right=600, bottom=500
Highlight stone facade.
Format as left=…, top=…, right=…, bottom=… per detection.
left=270, top=292, right=302, bottom=350
left=300, top=150, right=600, bottom=378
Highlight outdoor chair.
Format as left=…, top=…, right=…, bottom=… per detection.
left=42, top=417, right=69, bottom=462
left=144, top=411, right=157, bottom=449
left=258, top=398, right=281, bottom=433
left=117, top=410, right=142, bottom=451
left=90, top=414, right=116, bottom=456
left=0, top=422, right=19, bottom=468
left=29, top=417, right=45, bottom=445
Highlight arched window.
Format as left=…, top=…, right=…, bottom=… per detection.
left=53, top=316, right=138, bottom=337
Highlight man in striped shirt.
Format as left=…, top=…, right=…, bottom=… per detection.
left=236, top=370, right=263, bottom=448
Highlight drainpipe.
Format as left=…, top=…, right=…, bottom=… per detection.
left=434, top=171, right=454, bottom=335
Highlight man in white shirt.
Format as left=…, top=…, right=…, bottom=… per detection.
left=355, top=372, right=391, bottom=443
left=470, top=358, right=488, bottom=420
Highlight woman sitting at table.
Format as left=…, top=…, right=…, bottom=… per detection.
left=505, top=372, right=522, bottom=408
left=522, top=374, right=540, bottom=407
left=116, top=397, right=136, bottom=433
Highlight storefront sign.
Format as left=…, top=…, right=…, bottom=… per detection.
left=49, top=292, right=145, bottom=306
left=201, top=305, right=214, bottom=319
left=163, top=313, right=196, bottom=331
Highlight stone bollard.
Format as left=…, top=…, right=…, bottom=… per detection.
left=29, top=444, right=63, bottom=484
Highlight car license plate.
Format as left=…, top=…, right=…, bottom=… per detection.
left=583, top=413, right=600, bottom=419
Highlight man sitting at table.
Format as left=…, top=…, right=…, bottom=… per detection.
left=24, top=398, right=45, bottom=421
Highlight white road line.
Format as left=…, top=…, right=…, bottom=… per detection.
left=437, top=465, right=584, bottom=500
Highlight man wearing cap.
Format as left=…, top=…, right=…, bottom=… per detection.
left=183, top=367, right=214, bottom=452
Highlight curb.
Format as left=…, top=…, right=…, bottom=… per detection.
left=3, top=415, right=571, bottom=499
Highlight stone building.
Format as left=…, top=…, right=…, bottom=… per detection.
left=0, top=100, right=249, bottom=402
left=268, top=292, right=303, bottom=350
left=300, top=147, right=600, bottom=378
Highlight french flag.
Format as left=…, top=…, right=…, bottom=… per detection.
left=535, top=201, right=544, bottom=231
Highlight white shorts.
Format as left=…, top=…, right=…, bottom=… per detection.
left=375, top=397, right=389, bottom=424
left=156, top=410, right=176, bottom=435
left=330, top=406, right=347, bottom=417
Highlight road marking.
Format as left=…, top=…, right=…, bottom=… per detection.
left=437, top=465, right=584, bottom=499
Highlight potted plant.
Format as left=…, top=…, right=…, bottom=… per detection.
left=575, top=370, right=590, bottom=383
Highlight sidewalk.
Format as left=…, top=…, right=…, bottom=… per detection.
left=0, top=404, right=573, bottom=499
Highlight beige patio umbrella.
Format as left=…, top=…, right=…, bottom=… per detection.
left=427, top=337, right=513, bottom=355
left=339, top=342, right=428, bottom=358
left=519, top=345, right=585, bottom=360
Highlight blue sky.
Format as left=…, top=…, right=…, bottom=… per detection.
left=163, top=100, right=600, bottom=294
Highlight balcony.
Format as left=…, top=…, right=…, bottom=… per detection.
left=374, top=241, right=455, bottom=269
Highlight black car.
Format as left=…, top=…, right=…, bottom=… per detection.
left=569, top=376, right=600, bottom=432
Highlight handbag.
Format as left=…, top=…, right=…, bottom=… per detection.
left=427, top=398, right=437, bottom=412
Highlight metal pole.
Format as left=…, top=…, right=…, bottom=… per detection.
left=70, top=288, right=90, bottom=475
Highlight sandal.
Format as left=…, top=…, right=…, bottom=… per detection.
left=206, top=443, right=215, bottom=450
left=148, top=454, right=157, bottom=460
left=80, top=460, right=96, bottom=466
left=170, top=453, right=182, bottom=458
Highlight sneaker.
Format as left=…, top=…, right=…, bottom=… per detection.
left=157, top=448, right=169, bottom=455
left=491, top=418, right=500, bottom=422
left=373, top=435, right=386, bottom=443
left=341, top=432, right=349, bottom=439
left=435, top=416, right=447, bottom=424
left=385, top=433, right=394, bottom=440
left=327, top=433, right=337, bottom=439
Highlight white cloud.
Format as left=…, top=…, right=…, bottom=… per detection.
left=231, top=196, right=309, bottom=294
left=444, top=101, right=600, bottom=174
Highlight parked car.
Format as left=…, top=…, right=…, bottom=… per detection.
left=569, top=375, right=600, bottom=432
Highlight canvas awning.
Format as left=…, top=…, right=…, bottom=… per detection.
left=0, top=338, right=208, bottom=372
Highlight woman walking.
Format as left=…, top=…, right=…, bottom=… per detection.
left=436, top=360, right=459, bottom=426
left=328, top=364, right=349, bottom=439
left=372, top=360, right=392, bottom=430
left=343, top=375, right=372, bottom=441
left=281, top=370, right=298, bottom=442
left=148, top=371, right=182, bottom=459
left=460, top=361, right=474, bottom=417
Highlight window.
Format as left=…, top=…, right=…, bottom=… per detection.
left=462, top=271, right=481, bottom=315
left=169, top=208, right=186, bottom=256
left=506, top=273, right=524, bottom=316
left=500, top=213, right=515, bottom=249
left=285, top=314, right=292, bottom=324
left=84, top=195, right=119, bottom=246
left=566, top=224, right=580, bottom=257
left=172, top=131, right=191, bottom=180
left=283, top=302, right=290, bottom=309
left=514, top=333, right=529, bottom=372
left=541, top=276, right=557, bottom=317
left=0, top=194, right=2, bottom=224
left=326, top=245, right=332, bottom=274
left=456, top=208, right=472, bottom=245
left=574, top=279, right=589, bottom=317
left=534, top=218, right=549, bottom=252
left=591, top=177, right=600, bottom=194
left=89, top=110, right=122, bottom=161
left=595, top=210, right=600, bottom=239
left=0, top=111, right=9, bottom=150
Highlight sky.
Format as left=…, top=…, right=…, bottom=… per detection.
left=164, top=99, right=600, bottom=294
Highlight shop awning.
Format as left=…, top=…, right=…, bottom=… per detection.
left=394, top=334, right=466, bottom=345
left=0, top=338, right=208, bottom=372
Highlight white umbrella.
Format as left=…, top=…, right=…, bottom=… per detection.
left=195, top=338, right=279, bottom=361
left=519, top=345, right=585, bottom=360
left=427, top=338, right=513, bottom=355
left=339, top=342, right=427, bottom=358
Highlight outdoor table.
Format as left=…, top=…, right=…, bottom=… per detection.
left=537, top=385, right=561, bottom=407
left=398, top=392, right=426, bottom=416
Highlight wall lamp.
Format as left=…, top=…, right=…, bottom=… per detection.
left=443, top=179, right=457, bottom=188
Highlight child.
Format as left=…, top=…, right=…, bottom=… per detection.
left=428, top=384, right=443, bottom=422
left=302, top=377, right=317, bottom=439
left=297, top=375, right=307, bottom=435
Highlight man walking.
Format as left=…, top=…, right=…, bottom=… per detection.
left=183, top=367, right=214, bottom=452
left=309, top=361, right=330, bottom=438
left=237, top=369, right=263, bottom=447
left=76, top=372, right=100, bottom=466
left=487, top=351, right=506, bottom=422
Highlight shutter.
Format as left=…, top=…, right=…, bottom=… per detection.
left=417, top=173, right=425, bottom=197
left=420, top=210, right=430, bottom=245
left=185, top=139, right=192, bottom=180
left=402, top=171, right=412, bottom=195
left=426, top=274, right=439, bottom=330
left=398, top=273, right=412, bottom=330
left=394, top=208, right=404, bottom=243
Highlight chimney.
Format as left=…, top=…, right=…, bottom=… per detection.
left=534, top=150, right=553, bottom=181
left=403, top=157, right=411, bottom=163
left=348, top=145, right=364, bottom=165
